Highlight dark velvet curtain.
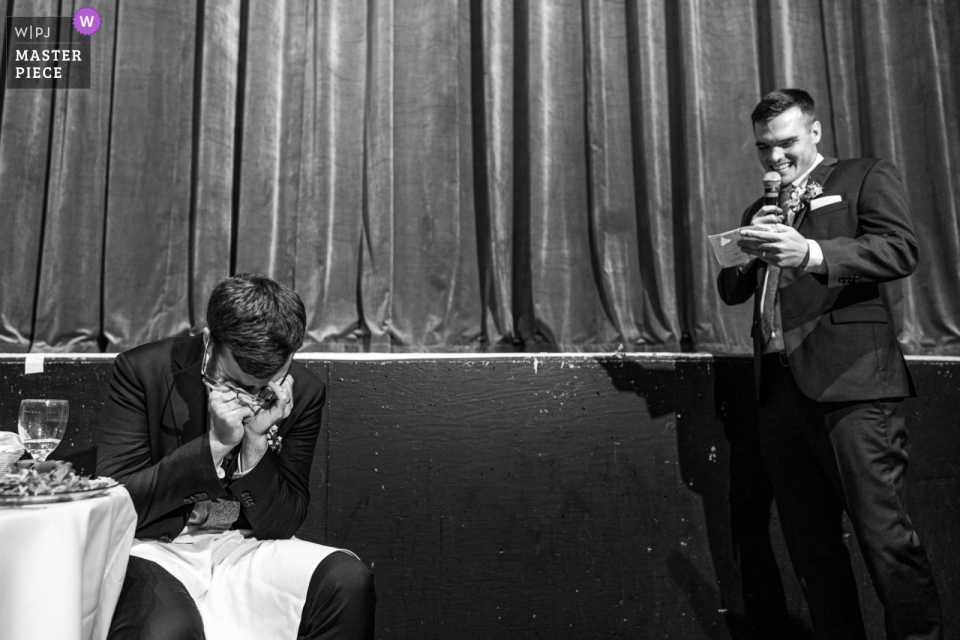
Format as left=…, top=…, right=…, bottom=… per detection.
left=1, top=0, right=958, bottom=354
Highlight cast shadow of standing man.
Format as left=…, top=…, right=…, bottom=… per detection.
left=600, top=356, right=812, bottom=640
left=710, top=357, right=812, bottom=639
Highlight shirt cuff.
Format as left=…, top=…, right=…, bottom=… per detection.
left=231, top=448, right=265, bottom=479
left=804, top=240, right=825, bottom=273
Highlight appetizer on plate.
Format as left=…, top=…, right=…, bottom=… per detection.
left=0, top=459, right=114, bottom=497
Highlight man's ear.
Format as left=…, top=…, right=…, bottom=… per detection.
left=811, top=120, right=822, bottom=144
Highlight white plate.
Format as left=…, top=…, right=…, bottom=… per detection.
left=0, top=479, right=119, bottom=506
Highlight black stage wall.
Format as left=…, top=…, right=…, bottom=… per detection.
left=1, top=354, right=957, bottom=640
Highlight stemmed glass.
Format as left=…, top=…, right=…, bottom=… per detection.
left=18, top=399, right=69, bottom=462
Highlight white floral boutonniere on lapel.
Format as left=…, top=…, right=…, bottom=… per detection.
left=786, top=180, right=824, bottom=213
left=803, top=180, right=824, bottom=202
left=266, top=425, right=283, bottom=453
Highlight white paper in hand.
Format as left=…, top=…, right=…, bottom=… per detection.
left=707, top=228, right=752, bottom=268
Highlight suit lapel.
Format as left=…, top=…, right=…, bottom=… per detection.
left=163, top=335, right=208, bottom=446
left=793, top=156, right=837, bottom=230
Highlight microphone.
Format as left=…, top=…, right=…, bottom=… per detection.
left=762, top=171, right=781, bottom=209
left=762, top=171, right=783, bottom=224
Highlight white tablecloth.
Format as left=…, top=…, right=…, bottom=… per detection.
left=0, top=486, right=137, bottom=640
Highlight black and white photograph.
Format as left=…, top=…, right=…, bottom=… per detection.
left=1, top=1, right=958, bottom=639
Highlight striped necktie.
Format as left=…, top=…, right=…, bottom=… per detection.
left=760, top=185, right=797, bottom=343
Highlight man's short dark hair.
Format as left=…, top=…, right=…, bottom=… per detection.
left=751, top=88, right=817, bottom=126
left=206, top=273, right=306, bottom=378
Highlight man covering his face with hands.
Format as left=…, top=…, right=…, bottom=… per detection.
left=98, top=273, right=375, bottom=640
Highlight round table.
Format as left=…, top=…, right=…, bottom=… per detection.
left=0, top=486, right=137, bottom=640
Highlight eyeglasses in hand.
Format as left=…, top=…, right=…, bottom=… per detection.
left=201, top=343, right=288, bottom=415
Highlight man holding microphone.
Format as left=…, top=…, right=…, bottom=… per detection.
left=717, top=89, right=941, bottom=640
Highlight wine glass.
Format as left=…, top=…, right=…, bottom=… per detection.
left=18, top=399, right=69, bottom=462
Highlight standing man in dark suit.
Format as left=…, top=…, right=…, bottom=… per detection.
left=98, top=273, right=375, bottom=640
left=717, top=89, right=942, bottom=640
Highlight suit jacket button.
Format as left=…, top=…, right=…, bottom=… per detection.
left=183, top=497, right=193, bottom=504
left=198, top=493, right=208, bottom=500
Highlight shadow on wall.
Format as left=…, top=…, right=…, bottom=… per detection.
left=599, top=357, right=813, bottom=640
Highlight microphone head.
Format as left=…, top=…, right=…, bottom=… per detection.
left=762, top=171, right=782, bottom=191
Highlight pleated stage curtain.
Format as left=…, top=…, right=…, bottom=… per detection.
left=1, top=0, right=958, bottom=354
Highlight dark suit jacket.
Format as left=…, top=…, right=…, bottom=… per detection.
left=96, top=334, right=325, bottom=541
left=717, top=157, right=918, bottom=403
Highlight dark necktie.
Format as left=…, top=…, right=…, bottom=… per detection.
left=760, top=186, right=796, bottom=343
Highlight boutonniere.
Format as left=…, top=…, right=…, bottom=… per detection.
left=784, top=180, right=824, bottom=214
left=266, top=425, right=283, bottom=453
left=803, top=180, right=824, bottom=201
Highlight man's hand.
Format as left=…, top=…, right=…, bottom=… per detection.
left=733, top=208, right=783, bottom=272
left=750, top=206, right=783, bottom=226
left=739, top=217, right=809, bottom=269
left=236, top=376, right=294, bottom=472
left=243, top=376, right=295, bottom=439
left=208, top=386, right=254, bottom=464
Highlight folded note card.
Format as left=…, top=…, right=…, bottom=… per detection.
left=708, top=228, right=752, bottom=268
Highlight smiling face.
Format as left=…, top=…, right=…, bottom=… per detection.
left=754, top=106, right=821, bottom=186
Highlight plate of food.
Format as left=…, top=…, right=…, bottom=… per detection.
left=0, top=459, right=118, bottom=505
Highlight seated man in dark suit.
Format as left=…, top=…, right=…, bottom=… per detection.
left=98, top=273, right=375, bottom=640
left=718, top=89, right=941, bottom=640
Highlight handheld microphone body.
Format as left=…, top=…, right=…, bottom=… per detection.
left=762, top=171, right=781, bottom=209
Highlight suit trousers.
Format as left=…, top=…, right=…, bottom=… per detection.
left=758, top=354, right=942, bottom=640
left=107, top=551, right=376, bottom=640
